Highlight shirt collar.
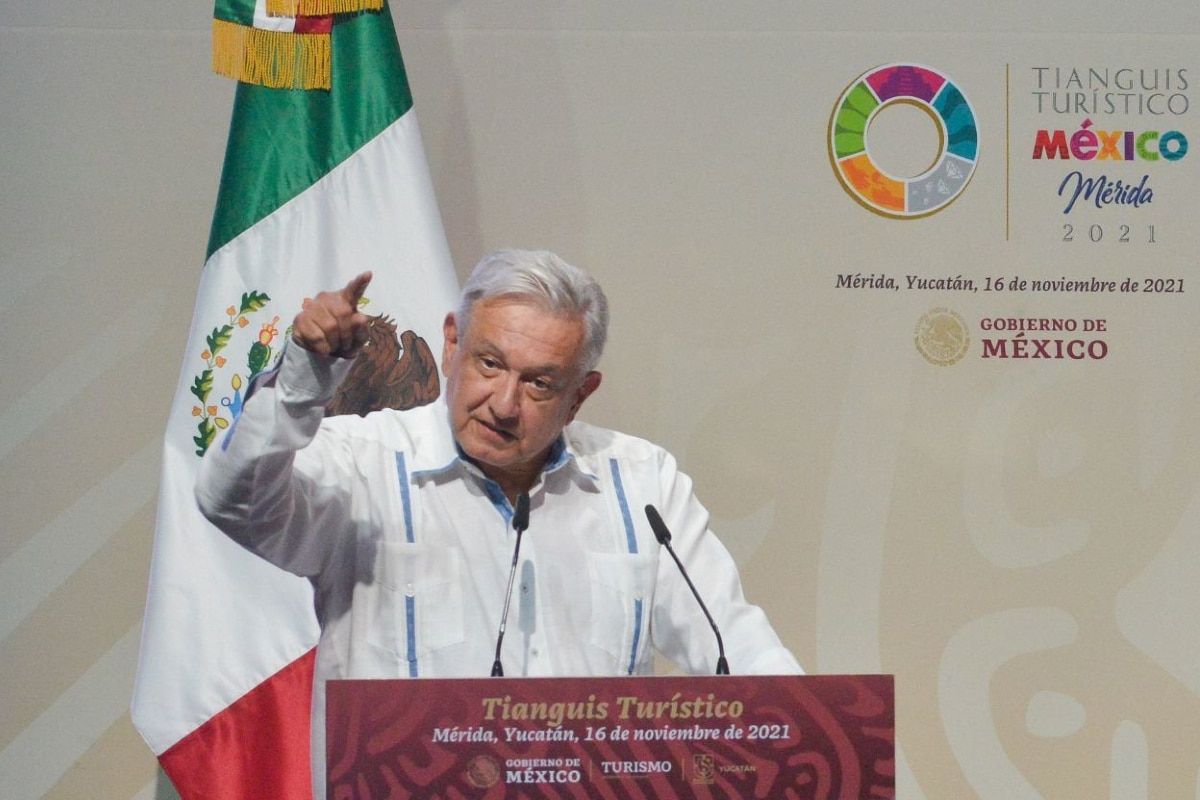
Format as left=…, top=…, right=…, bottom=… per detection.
left=411, top=413, right=598, bottom=488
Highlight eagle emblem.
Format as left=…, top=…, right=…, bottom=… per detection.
left=325, top=314, right=440, bottom=417
left=189, top=293, right=440, bottom=456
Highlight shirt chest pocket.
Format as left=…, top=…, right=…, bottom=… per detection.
left=365, top=541, right=466, bottom=665
left=586, top=552, right=657, bottom=674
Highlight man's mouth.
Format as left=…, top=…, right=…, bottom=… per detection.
left=475, top=418, right=517, bottom=442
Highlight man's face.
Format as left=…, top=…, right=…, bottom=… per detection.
left=442, top=297, right=602, bottom=495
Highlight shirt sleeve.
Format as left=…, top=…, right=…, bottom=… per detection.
left=649, top=450, right=805, bottom=676
left=194, top=344, right=359, bottom=577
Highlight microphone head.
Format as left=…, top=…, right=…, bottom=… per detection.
left=513, top=493, right=531, bottom=532
left=644, top=504, right=671, bottom=545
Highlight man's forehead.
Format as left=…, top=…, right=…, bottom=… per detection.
left=466, top=298, right=586, bottom=367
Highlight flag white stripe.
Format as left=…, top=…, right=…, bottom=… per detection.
left=252, top=0, right=298, bottom=32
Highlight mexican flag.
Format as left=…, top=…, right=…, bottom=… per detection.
left=131, top=2, right=458, bottom=797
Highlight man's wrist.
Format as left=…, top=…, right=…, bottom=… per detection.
left=278, top=342, right=355, bottom=405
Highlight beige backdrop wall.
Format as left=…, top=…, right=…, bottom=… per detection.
left=2, top=2, right=1198, bottom=799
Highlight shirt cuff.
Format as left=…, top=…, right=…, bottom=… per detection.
left=277, top=342, right=356, bottom=406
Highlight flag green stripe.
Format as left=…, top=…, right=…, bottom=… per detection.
left=206, top=6, right=414, bottom=258
left=213, top=0, right=254, bottom=26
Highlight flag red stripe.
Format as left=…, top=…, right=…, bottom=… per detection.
left=293, top=15, right=333, bottom=34
left=159, top=649, right=316, bottom=800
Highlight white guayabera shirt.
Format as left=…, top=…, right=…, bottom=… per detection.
left=196, top=346, right=802, bottom=798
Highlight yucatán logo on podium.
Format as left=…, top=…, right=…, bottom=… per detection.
left=829, top=63, right=980, bottom=218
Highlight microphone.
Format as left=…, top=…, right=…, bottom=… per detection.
left=491, top=493, right=531, bottom=677
left=644, top=504, right=730, bottom=675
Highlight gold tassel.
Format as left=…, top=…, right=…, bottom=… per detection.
left=213, top=19, right=332, bottom=90
left=264, top=0, right=383, bottom=17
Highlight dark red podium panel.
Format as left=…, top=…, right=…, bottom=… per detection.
left=327, top=674, right=893, bottom=799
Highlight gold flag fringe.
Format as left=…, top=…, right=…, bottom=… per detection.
left=265, top=0, right=383, bottom=17
left=212, top=19, right=332, bottom=90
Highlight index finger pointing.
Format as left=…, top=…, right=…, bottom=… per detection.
left=341, top=271, right=373, bottom=307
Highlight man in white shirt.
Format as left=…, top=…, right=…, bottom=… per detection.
left=196, top=248, right=801, bottom=797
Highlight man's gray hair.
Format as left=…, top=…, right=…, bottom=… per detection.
left=456, top=249, right=610, bottom=373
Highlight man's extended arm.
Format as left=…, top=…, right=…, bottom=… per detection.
left=194, top=272, right=374, bottom=576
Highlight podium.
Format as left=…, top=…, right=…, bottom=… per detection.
left=327, top=673, right=893, bottom=799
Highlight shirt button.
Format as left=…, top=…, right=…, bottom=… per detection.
left=405, top=583, right=415, bottom=597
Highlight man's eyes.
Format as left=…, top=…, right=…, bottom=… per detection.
left=475, top=357, right=559, bottom=397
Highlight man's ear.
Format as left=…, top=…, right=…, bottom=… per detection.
left=441, top=312, right=459, bottom=376
left=568, top=371, right=603, bottom=421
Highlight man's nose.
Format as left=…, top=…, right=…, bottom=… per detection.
left=489, top=373, right=522, bottom=418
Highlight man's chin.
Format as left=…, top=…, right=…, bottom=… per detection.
left=459, top=439, right=519, bottom=470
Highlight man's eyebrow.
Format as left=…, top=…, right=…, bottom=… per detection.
left=472, top=342, right=573, bottom=379
left=470, top=339, right=503, bottom=358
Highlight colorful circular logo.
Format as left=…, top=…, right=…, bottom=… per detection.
left=829, top=63, right=979, bottom=218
